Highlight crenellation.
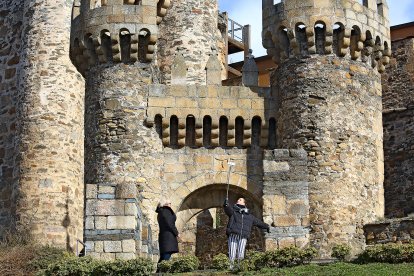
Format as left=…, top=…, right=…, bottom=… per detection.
left=263, top=0, right=390, bottom=72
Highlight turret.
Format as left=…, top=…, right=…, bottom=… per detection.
left=263, top=0, right=390, bottom=256
left=70, top=0, right=170, bottom=74
left=263, top=0, right=390, bottom=72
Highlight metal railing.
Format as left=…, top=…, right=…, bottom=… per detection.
left=228, top=18, right=245, bottom=42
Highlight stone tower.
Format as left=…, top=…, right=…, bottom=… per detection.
left=157, top=0, right=226, bottom=84
left=262, top=0, right=391, bottom=256
left=0, top=0, right=85, bottom=250
left=70, top=0, right=170, bottom=259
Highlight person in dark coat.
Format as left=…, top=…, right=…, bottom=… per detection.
left=224, top=197, right=270, bottom=269
left=156, top=199, right=179, bottom=263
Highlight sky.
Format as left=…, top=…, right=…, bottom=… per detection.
left=219, top=0, right=414, bottom=62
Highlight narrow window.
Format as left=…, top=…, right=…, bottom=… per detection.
left=120, top=29, right=131, bottom=63
left=170, top=116, right=178, bottom=148
left=203, top=116, right=212, bottom=148
left=295, top=23, right=308, bottom=57
left=314, top=22, right=326, bottom=55
left=186, top=115, right=196, bottom=147
left=101, top=30, right=113, bottom=62
left=138, top=29, right=150, bottom=62
left=124, top=0, right=141, bottom=4
left=279, top=26, right=290, bottom=59
left=219, top=116, right=228, bottom=147
left=235, top=117, right=244, bottom=148
left=377, top=2, right=384, bottom=16
left=268, top=118, right=277, bottom=149
left=333, top=23, right=345, bottom=57
left=155, top=114, right=163, bottom=140
left=252, top=116, right=262, bottom=147
left=84, top=33, right=98, bottom=65
left=350, top=26, right=361, bottom=60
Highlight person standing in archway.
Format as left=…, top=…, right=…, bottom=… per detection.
left=156, top=199, right=179, bottom=266
left=224, top=197, right=270, bottom=269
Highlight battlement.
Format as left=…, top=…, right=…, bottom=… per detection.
left=70, top=0, right=170, bottom=73
left=262, top=0, right=391, bottom=72
left=146, top=53, right=276, bottom=149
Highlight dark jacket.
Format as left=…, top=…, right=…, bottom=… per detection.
left=224, top=202, right=269, bottom=239
left=156, top=206, right=179, bottom=254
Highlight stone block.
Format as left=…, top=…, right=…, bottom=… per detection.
left=122, top=239, right=136, bottom=253
left=104, top=241, right=122, bottom=253
left=95, top=241, right=104, bottom=253
left=99, top=185, right=116, bottom=194
left=274, top=215, right=301, bottom=227
left=125, top=203, right=138, bottom=215
left=264, top=161, right=290, bottom=172
left=295, top=237, right=310, bottom=248
left=278, top=237, right=295, bottom=248
left=86, top=200, right=125, bottom=216
left=116, top=183, right=137, bottom=199
left=85, top=241, right=94, bottom=252
left=85, top=216, right=95, bottom=230
left=265, top=238, right=279, bottom=251
left=115, top=253, right=136, bottom=260
left=107, top=216, right=136, bottom=229
left=100, top=253, right=116, bottom=261
left=95, top=216, right=107, bottom=230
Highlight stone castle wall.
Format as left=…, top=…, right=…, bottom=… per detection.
left=0, top=0, right=24, bottom=235
left=382, top=38, right=414, bottom=218
left=16, top=0, right=85, bottom=249
left=274, top=56, right=384, bottom=256
left=263, top=0, right=391, bottom=257
left=157, top=0, right=226, bottom=85
left=364, top=217, right=414, bottom=245
left=0, top=0, right=85, bottom=250
left=83, top=63, right=164, bottom=260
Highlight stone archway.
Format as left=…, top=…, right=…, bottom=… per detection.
left=175, top=184, right=265, bottom=265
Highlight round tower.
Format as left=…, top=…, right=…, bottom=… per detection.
left=70, top=0, right=170, bottom=258
left=157, top=0, right=226, bottom=84
left=262, top=0, right=390, bottom=256
left=14, top=0, right=85, bottom=249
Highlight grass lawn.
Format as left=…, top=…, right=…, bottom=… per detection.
left=180, top=263, right=414, bottom=276
left=245, top=263, right=414, bottom=276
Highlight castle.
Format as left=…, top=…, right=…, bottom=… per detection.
left=0, top=0, right=413, bottom=261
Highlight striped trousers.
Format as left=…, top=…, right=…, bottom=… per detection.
left=228, top=233, right=247, bottom=268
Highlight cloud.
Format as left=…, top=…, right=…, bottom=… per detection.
left=219, top=0, right=414, bottom=62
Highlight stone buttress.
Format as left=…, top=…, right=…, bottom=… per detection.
left=0, top=0, right=85, bottom=250
left=263, top=0, right=391, bottom=256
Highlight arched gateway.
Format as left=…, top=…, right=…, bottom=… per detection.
left=175, top=183, right=265, bottom=264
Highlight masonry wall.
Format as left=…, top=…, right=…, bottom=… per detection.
left=15, top=0, right=85, bottom=249
left=364, top=218, right=414, bottom=244
left=0, top=0, right=85, bottom=250
left=84, top=63, right=164, bottom=260
left=382, top=38, right=414, bottom=218
left=274, top=57, right=384, bottom=256
left=157, top=0, right=225, bottom=85
left=0, top=0, right=25, bottom=235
